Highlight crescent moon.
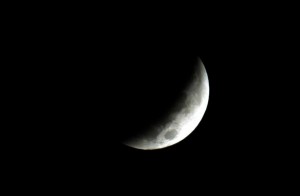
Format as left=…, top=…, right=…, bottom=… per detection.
left=123, top=57, right=209, bottom=150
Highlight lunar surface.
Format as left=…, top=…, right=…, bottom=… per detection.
left=123, top=57, right=209, bottom=150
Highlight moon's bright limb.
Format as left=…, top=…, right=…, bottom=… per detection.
left=123, top=57, right=209, bottom=150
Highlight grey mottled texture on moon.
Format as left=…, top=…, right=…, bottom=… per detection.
left=123, top=58, right=209, bottom=150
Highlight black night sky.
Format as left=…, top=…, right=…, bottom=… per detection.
left=11, top=9, right=292, bottom=187
left=21, top=28, right=269, bottom=179
left=3, top=1, right=298, bottom=193
left=46, top=35, right=264, bottom=177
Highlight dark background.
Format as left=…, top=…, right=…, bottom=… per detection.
left=27, top=30, right=268, bottom=177
left=6, top=5, right=296, bottom=189
left=12, top=28, right=254, bottom=175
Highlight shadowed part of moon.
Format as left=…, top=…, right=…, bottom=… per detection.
left=164, top=129, right=178, bottom=140
left=144, top=128, right=160, bottom=141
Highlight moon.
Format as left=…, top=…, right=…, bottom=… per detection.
left=122, top=57, right=209, bottom=150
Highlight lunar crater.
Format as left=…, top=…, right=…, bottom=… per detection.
left=164, top=129, right=178, bottom=140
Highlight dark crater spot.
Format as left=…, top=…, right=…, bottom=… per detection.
left=164, top=129, right=178, bottom=140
